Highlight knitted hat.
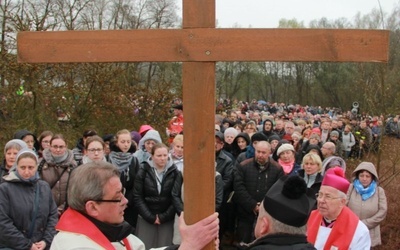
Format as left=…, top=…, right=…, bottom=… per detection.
left=322, top=167, right=350, bottom=194
left=224, top=127, right=239, bottom=138
left=311, top=127, right=321, bottom=136
left=330, top=130, right=339, bottom=137
left=277, top=143, right=295, bottom=156
left=139, top=125, right=154, bottom=136
left=263, top=176, right=313, bottom=227
left=215, top=131, right=224, bottom=141
left=130, top=131, right=142, bottom=145
left=268, top=134, right=281, bottom=143
left=4, top=139, right=28, bottom=154
left=250, top=132, right=268, bottom=143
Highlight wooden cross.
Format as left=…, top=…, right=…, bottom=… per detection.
left=18, top=0, right=388, bottom=248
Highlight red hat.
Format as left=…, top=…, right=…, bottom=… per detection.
left=139, top=125, right=154, bottom=136
left=311, top=127, right=321, bottom=136
left=322, top=167, right=350, bottom=194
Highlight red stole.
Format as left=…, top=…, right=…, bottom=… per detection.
left=56, top=208, right=132, bottom=250
left=307, top=206, right=359, bottom=250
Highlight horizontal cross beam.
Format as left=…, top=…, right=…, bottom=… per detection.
left=18, top=28, right=389, bottom=63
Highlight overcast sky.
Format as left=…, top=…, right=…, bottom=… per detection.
left=177, top=0, right=398, bottom=28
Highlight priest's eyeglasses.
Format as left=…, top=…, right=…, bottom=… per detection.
left=315, top=193, right=341, bottom=201
left=92, top=188, right=126, bottom=203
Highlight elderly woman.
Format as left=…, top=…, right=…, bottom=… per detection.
left=347, top=162, right=387, bottom=247
left=276, top=143, right=301, bottom=176
left=297, top=153, right=323, bottom=198
left=0, top=149, right=58, bottom=249
left=0, top=139, right=28, bottom=181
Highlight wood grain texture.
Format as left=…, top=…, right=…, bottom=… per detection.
left=18, top=28, right=389, bottom=63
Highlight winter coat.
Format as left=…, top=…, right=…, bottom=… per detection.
left=0, top=171, right=58, bottom=249
left=247, top=234, right=316, bottom=250
left=0, top=160, right=10, bottom=183
left=347, top=162, right=387, bottom=247
left=39, top=148, right=77, bottom=213
left=107, top=142, right=140, bottom=227
left=216, top=150, right=234, bottom=194
left=72, top=138, right=84, bottom=166
left=341, top=131, right=356, bottom=152
left=233, top=158, right=284, bottom=221
left=133, top=158, right=182, bottom=224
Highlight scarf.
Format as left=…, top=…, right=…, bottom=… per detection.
left=108, top=151, right=133, bottom=173
left=278, top=159, right=294, bottom=174
left=353, top=179, right=377, bottom=201
left=52, top=153, right=69, bottom=164
left=15, top=170, right=40, bottom=183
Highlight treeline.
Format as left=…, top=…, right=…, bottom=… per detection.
left=0, top=0, right=399, bottom=147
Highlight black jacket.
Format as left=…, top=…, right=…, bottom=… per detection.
left=133, top=160, right=183, bottom=224
left=247, top=234, right=316, bottom=250
left=234, top=158, right=284, bottom=220
left=216, top=150, right=234, bottom=194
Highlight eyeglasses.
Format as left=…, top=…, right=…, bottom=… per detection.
left=87, top=148, right=103, bottom=153
left=51, top=145, right=66, bottom=150
left=92, top=188, right=126, bottom=203
left=315, top=193, right=341, bottom=201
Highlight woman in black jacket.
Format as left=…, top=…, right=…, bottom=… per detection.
left=0, top=149, right=58, bottom=249
left=107, top=129, right=140, bottom=231
left=133, top=143, right=182, bottom=248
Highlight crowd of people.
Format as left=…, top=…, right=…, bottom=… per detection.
left=0, top=100, right=393, bottom=249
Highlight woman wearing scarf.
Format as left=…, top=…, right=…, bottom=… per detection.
left=347, top=162, right=387, bottom=247
left=0, top=149, right=58, bottom=249
left=276, top=143, right=301, bottom=176
left=133, top=143, right=183, bottom=248
left=40, top=134, right=77, bottom=216
left=82, top=135, right=108, bottom=164
left=108, top=129, right=140, bottom=231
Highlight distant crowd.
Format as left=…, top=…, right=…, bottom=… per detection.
left=0, top=99, right=394, bottom=249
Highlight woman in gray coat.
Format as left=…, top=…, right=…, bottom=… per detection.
left=347, top=162, right=387, bottom=247
left=0, top=149, right=58, bottom=249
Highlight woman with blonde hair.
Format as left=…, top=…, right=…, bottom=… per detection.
left=297, top=152, right=323, bottom=199
left=108, top=129, right=140, bottom=230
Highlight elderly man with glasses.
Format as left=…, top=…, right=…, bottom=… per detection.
left=307, top=167, right=370, bottom=250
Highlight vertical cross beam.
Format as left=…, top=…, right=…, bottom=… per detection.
left=182, top=3, right=216, bottom=243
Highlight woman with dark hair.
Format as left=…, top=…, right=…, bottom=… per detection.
left=347, top=162, right=387, bottom=247
left=37, top=131, right=53, bottom=158
left=231, top=133, right=250, bottom=159
left=133, top=143, right=182, bottom=248
left=83, top=135, right=107, bottom=164
left=0, top=149, right=58, bottom=249
left=40, top=134, right=77, bottom=216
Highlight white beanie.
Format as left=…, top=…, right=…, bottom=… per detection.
left=277, top=143, right=295, bottom=156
